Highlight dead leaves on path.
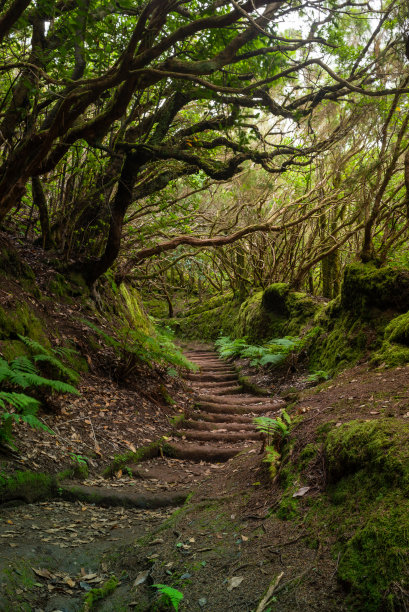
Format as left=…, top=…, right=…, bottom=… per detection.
left=31, top=566, right=109, bottom=595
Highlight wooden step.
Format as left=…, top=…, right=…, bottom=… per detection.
left=184, top=420, right=256, bottom=432
left=196, top=402, right=280, bottom=415
left=163, top=441, right=246, bottom=462
left=182, top=430, right=262, bottom=442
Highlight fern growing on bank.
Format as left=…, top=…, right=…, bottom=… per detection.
left=17, top=335, right=80, bottom=384
left=153, top=584, right=184, bottom=612
left=82, top=319, right=197, bottom=376
left=215, top=335, right=301, bottom=368
left=0, top=343, right=80, bottom=446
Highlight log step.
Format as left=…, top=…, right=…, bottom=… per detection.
left=195, top=402, right=280, bottom=415
left=197, top=413, right=254, bottom=424
left=184, top=420, right=256, bottom=432
left=163, top=441, right=246, bottom=462
left=182, top=430, right=262, bottom=442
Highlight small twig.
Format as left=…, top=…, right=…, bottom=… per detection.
left=331, top=551, right=341, bottom=578
left=262, top=530, right=306, bottom=549
left=255, top=571, right=284, bottom=612
left=88, top=416, right=99, bottom=451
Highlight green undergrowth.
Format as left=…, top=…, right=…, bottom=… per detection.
left=0, top=338, right=80, bottom=446
left=171, top=264, right=409, bottom=373
left=83, top=318, right=196, bottom=376
left=103, top=441, right=162, bottom=477
left=169, top=293, right=240, bottom=340
left=215, top=334, right=302, bottom=368
left=82, top=575, right=120, bottom=611
left=281, top=418, right=409, bottom=611
left=0, top=470, right=58, bottom=504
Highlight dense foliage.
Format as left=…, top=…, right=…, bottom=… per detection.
left=1, top=0, right=408, bottom=299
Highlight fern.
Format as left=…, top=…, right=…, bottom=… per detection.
left=254, top=411, right=292, bottom=447
left=17, top=335, right=81, bottom=384
left=33, top=354, right=79, bottom=384
left=0, top=345, right=79, bottom=445
left=215, top=335, right=300, bottom=368
left=82, top=318, right=197, bottom=375
left=153, top=584, right=184, bottom=612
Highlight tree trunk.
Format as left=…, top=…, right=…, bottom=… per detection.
left=31, top=176, right=55, bottom=250
left=79, top=153, right=142, bottom=285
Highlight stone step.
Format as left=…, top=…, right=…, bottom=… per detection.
left=186, top=374, right=237, bottom=388
left=184, top=373, right=237, bottom=382
left=196, top=386, right=242, bottom=396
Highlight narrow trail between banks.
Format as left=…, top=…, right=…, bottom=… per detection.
left=0, top=345, right=289, bottom=612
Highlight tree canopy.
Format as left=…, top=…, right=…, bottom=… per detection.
left=1, top=0, right=408, bottom=291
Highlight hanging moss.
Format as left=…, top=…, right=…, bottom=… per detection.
left=120, top=284, right=153, bottom=335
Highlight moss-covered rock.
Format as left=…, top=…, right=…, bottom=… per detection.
left=321, top=419, right=409, bottom=610
left=0, top=471, right=58, bottom=504
left=340, top=263, right=409, bottom=317
left=325, top=419, right=409, bottom=487
left=170, top=295, right=241, bottom=340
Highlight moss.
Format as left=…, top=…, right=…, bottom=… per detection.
left=0, top=242, right=35, bottom=281
left=299, top=443, right=319, bottom=469
left=0, top=471, right=58, bottom=504
left=159, top=384, right=175, bottom=406
left=169, top=413, right=185, bottom=428
left=325, top=419, right=409, bottom=488
left=48, top=272, right=72, bottom=297
left=307, top=419, right=409, bottom=610
left=373, top=339, right=409, bottom=368
left=262, top=283, right=290, bottom=314
left=120, top=284, right=153, bottom=335
left=340, top=263, right=409, bottom=317
left=182, top=292, right=234, bottom=317
left=82, top=575, right=119, bottom=611
left=0, top=301, right=49, bottom=346
left=371, top=312, right=409, bottom=367
left=384, top=311, right=409, bottom=345
left=171, top=298, right=240, bottom=340
left=276, top=496, right=298, bottom=520
left=103, top=441, right=161, bottom=477
left=234, top=290, right=283, bottom=342
left=237, top=374, right=270, bottom=396
left=337, top=497, right=409, bottom=611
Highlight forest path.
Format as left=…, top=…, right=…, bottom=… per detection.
left=174, top=347, right=284, bottom=457
left=0, top=346, right=287, bottom=611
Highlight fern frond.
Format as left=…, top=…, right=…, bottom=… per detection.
left=33, top=354, right=80, bottom=383
left=10, top=356, right=38, bottom=375
left=17, top=335, right=50, bottom=355
left=0, top=391, right=40, bottom=413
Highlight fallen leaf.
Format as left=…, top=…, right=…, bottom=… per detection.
left=82, top=573, right=98, bottom=581
left=134, top=569, right=150, bottom=587
left=32, top=568, right=54, bottom=579
left=227, top=576, right=244, bottom=591
left=292, top=486, right=310, bottom=498
left=241, top=535, right=248, bottom=542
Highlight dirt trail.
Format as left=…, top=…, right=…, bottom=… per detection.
left=0, top=346, right=287, bottom=611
